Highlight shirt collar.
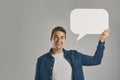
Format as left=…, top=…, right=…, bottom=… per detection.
left=48, top=48, right=69, bottom=58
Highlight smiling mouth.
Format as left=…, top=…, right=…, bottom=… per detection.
left=56, top=43, right=63, bottom=45
left=56, top=44, right=62, bottom=45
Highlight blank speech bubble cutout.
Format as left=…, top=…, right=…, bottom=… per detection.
left=70, top=9, right=109, bottom=41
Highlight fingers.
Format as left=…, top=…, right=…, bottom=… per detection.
left=102, top=28, right=111, bottom=36
left=104, top=28, right=111, bottom=33
left=100, top=28, right=111, bottom=42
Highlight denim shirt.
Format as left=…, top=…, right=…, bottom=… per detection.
left=35, top=41, right=105, bottom=80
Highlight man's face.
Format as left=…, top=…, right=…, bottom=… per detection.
left=51, top=31, right=66, bottom=50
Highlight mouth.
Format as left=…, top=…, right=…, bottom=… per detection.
left=55, top=43, right=63, bottom=45
left=56, top=44, right=62, bottom=45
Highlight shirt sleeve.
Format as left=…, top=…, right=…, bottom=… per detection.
left=81, top=40, right=105, bottom=66
left=34, top=58, right=41, bottom=80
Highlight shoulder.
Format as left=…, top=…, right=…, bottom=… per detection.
left=37, top=51, right=50, bottom=61
left=64, top=49, right=82, bottom=56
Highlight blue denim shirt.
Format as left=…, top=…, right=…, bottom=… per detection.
left=35, top=41, right=105, bottom=80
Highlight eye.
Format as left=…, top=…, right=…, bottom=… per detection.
left=53, top=35, right=58, bottom=39
left=61, top=36, right=65, bottom=39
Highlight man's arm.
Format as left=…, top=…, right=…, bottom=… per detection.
left=82, top=28, right=110, bottom=66
left=81, top=40, right=105, bottom=66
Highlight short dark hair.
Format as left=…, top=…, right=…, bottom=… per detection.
left=50, top=26, right=66, bottom=40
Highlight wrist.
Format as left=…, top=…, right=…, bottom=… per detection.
left=100, top=37, right=105, bottom=42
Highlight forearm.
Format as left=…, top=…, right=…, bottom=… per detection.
left=93, top=40, right=105, bottom=64
left=82, top=40, right=105, bottom=66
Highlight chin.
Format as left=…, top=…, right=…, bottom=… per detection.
left=55, top=46, right=63, bottom=50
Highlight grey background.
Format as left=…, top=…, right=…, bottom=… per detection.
left=0, top=0, right=120, bottom=80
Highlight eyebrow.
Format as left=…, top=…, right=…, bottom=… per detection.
left=53, top=34, right=65, bottom=37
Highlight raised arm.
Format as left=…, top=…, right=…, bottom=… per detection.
left=82, top=28, right=110, bottom=66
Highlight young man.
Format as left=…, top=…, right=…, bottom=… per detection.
left=35, top=26, right=110, bottom=80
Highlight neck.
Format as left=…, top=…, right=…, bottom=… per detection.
left=52, top=48, right=63, bottom=54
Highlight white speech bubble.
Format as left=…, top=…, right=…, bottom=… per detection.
left=70, top=9, right=109, bottom=41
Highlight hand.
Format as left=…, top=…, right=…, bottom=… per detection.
left=99, top=28, right=111, bottom=42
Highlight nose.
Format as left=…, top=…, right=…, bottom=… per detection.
left=57, top=37, right=61, bottom=42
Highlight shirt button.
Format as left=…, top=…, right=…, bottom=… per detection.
left=50, top=67, right=52, bottom=69
left=49, top=76, right=52, bottom=78
left=52, top=59, right=54, bottom=61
